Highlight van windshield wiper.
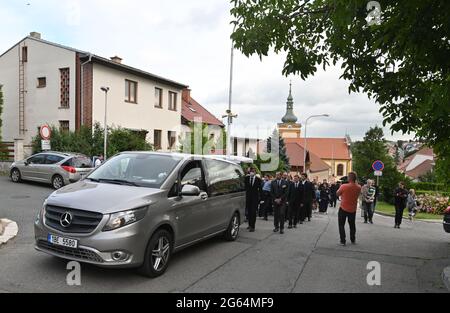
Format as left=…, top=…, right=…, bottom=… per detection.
left=89, top=178, right=140, bottom=187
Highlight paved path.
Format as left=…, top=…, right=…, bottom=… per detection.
left=0, top=176, right=449, bottom=293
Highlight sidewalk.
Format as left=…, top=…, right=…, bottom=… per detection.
left=443, top=267, right=450, bottom=292
left=0, top=219, right=18, bottom=246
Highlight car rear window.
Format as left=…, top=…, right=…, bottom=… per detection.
left=63, top=156, right=92, bottom=168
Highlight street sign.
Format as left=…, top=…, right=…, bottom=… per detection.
left=374, top=171, right=383, bottom=177
left=41, top=140, right=51, bottom=151
left=40, top=125, right=51, bottom=140
left=372, top=160, right=385, bottom=172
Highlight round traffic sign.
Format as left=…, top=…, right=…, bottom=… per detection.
left=372, top=160, right=384, bottom=172
left=40, top=125, right=52, bottom=140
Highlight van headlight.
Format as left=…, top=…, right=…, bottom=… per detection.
left=103, top=207, right=148, bottom=231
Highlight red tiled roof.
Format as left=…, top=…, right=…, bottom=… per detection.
left=405, top=159, right=434, bottom=180
left=398, top=146, right=435, bottom=172
left=285, top=142, right=330, bottom=173
left=182, top=89, right=224, bottom=127
left=285, top=138, right=351, bottom=160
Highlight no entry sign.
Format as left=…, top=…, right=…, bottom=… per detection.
left=372, top=160, right=385, bottom=172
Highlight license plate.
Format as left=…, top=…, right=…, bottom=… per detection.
left=47, top=234, right=78, bottom=249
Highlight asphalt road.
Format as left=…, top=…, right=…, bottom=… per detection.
left=0, top=176, right=449, bottom=293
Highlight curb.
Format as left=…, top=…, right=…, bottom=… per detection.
left=374, top=211, right=443, bottom=224
left=0, top=219, right=19, bottom=246
left=443, top=267, right=450, bottom=292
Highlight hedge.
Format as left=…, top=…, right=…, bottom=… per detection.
left=410, top=182, right=449, bottom=192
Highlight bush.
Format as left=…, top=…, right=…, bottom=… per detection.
left=32, top=123, right=153, bottom=157
left=416, top=190, right=450, bottom=197
left=416, top=193, right=450, bottom=215
left=410, top=182, right=449, bottom=192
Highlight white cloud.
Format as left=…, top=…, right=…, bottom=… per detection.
left=0, top=0, right=414, bottom=142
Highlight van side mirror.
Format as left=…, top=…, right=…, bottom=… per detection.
left=181, top=184, right=201, bottom=197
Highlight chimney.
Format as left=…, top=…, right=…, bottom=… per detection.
left=110, top=56, right=123, bottom=64
left=30, top=32, right=41, bottom=39
left=182, top=88, right=191, bottom=103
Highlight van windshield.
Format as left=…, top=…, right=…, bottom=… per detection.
left=87, top=153, right=182, bottom=188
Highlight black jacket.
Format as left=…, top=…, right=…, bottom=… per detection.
left=288, top=181, right=304, bottom=205
left=245, top=176, right=262, bottom=207
left=271, top=179, right=289, bottom=204
left=302, top=181, right=315, bottom=203
left=394, top=187, right=408, bottom=206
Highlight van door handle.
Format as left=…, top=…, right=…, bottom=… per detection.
left=200, top=194, right=208, bottom=201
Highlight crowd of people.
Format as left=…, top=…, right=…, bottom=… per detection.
left=244, top=168, right=419, bottom=245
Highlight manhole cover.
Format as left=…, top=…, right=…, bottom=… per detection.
left=10, top=195, right=31, bottom=199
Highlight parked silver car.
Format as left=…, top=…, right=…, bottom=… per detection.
left=10, top=152, right=94, bottom=189
left=34, top=152, right=246, bottom=277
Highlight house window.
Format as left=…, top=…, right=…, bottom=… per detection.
left=337, top=164, right=344, bottom=176
left=154, top=130, right=162, bottom=150
left=168, top=131, right=176, bottom=150
left=22, top=46, right=28, bottom=62
left=125, top=80, right=138, bottom=103
left=155, top=87, right=163, bottom=108
left=37, top=77, right=46, bottom=88
left=59, top=120, right=70, bottom=133
left=168, top=91, right=177, bottom=111
left=60, top=68, right=70, bottom=108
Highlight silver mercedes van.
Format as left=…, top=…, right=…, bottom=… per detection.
left=34, top=152, right=246, bottom=277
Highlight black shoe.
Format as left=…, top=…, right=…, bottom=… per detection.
left=308, top=218, right=311, bottom=222
left=364, top=221, right=368, bottom=224
left=351, top=240, right=356, bottom=245
left=249, top=228, right=255, bottom=233
left=288, top=225, right=293, bottom=229
left=264, top=218, right=268, bottom=221
left=273, top=228, right=279, bottom=233
left=294, top=225, right=297, bottom=229
left=280, top=230, right=284, bottom=234
left=340, top=242, right=346, bottom=246
left=369, top=220, right=373, bottom=224
left=247, top=226, right=251, bottom=230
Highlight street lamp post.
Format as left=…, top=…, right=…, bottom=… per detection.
left=101, top=87, right=110, bottom=160
left=303, top=114, right=330, bottom=173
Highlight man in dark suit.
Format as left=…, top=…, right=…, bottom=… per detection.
left=301, top=173, right=315, bottom=222
left=245, top=168, right=262, bottom=232
left=271, top=172, right=289, bottom=234
left=287, top=174, right=304, bottom=229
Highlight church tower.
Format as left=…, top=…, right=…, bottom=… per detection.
left=278, top=81, right=302, bottom=139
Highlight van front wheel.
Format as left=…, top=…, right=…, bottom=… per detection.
left=224, top=213, right=240, bottom=241
left=139, top=229, right=173, bottom=278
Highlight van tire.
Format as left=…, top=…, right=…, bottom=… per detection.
left=224, top=212, right=240, bottom=241
left=139, top=229, right=173, bottom=278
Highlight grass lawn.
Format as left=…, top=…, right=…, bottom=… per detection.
left=375, top=201, right=443, bottom=221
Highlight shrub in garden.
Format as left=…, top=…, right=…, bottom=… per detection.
left=416, top=193, right=450, bottom=215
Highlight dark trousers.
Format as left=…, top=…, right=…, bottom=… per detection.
left=273, top=202, right=286, bottom=230
left=330, top=197, right=337, bottom=208
left=248, top=202, right=258, bottom=229
left=395, top=204, right=406, bottom=226
left=338, top=208, right=356, bottom=244
left=260, top=191, right=271, bottom=218
left=305, top=202, right=312, bottom=220
left=363, top=201, right=374, bottom=222
left=319, top=199, right=329, bottom=212
left=288, top=202, right=300, bottom=226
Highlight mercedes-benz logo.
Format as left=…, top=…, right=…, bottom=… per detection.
left=60, top=212, right=73, bottom=228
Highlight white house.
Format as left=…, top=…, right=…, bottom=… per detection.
left=0, top=32, right=188, bottom=156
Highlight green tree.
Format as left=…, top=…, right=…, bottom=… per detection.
left=352, top=126, right=409, bottom=203
left=179, top=122, right=227, bottom=155
left=261, top=129, right=290, bottom=173
left=230, top=0, right=450, bottom=179
left=32, top=123, right=153, bottom=157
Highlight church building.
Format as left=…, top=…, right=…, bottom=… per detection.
left=278, top=83, right=353, bottom=182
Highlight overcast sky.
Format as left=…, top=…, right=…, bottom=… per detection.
left=0, top=0, right=415, bottom=142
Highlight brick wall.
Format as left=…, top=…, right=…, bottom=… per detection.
left=82, top=63, right=93, bottom=128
